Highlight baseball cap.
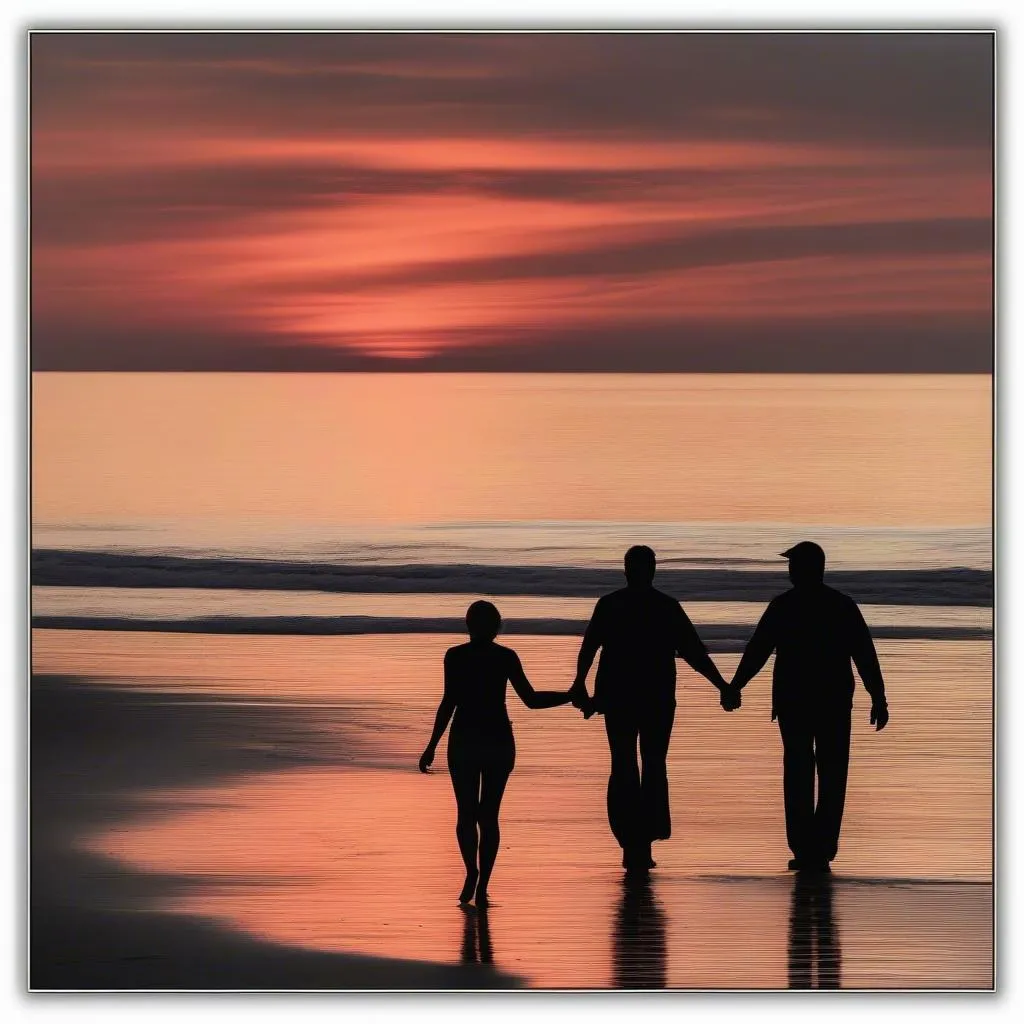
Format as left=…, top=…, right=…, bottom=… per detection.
left=780, top=541, right=826, bottom=563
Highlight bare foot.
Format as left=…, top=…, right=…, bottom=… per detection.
left=459, top=870, right=479, bottom=904
left=475, top=885, right=490, bottom=908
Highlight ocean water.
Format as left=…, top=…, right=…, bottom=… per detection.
left=30, top=372, right=993, bottom=988
left=33, top=372, right=990, bottom=553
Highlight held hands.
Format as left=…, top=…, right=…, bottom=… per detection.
left=719, top=683, right=742, bottom=712
left=569, top=679, right=596, bottom=719
left=418, top=744, right=436, bottom=773
left=870, top=701, right=889, bottom=731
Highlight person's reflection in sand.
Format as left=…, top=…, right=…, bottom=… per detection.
left=460, top=906, right=494, bottom=966
left=612, top=875, right=667, bottom=988
left=787, top=872, right=842, bottom=989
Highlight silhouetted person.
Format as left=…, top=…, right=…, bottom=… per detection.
left=725, top=542, right=889, bottom=872
left=569, top=545, right=735, bottom=874
left=420, top=600, right=573, bottom=906
left=612, top=875, right=667, bottom=989
left=787, top=872, right=841, bottom=988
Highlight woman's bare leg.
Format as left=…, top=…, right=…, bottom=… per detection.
left=476, top=766, right=512, bottom=905
left=450, top=761, right=482, bottom=903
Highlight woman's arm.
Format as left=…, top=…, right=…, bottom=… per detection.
left=420, top=651, right=457, bottom=772
left=508, top=651, right=573, bottom=710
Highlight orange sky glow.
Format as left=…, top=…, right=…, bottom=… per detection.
left=31, top=32, right=993, bottom=371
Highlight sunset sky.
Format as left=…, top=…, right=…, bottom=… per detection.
left=30, top=32, right=993, bottom=372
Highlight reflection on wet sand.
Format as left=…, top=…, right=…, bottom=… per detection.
left=612, top=876, right=667, bottom=989
left=461, top=907, right=494, bottom=966
left=32, top=631, right=994, bottom=989
left=788, top=872, right=842, bottom=989
left=29, top=672, right=524, bottom=989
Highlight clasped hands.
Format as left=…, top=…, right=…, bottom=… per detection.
left=719, top=682, right=742, bottom=712
left=568, top=679, right=597, bottom=719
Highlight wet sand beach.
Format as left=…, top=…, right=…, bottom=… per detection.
left=30, top=629, right=993, bottom=990
left=30, top=669, right=523, bottom=989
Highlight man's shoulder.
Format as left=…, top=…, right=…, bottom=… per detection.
left=822, top=584, right=857, bottom=609
left=772, top=585, right=850, bottom=609
left=753, top=591, right=788, bottom=628
left=602, top=586, right=678, bottom=608
left=779, top=585, right=861, bottom=626
left=651, top=587, right=685, bottom=611
left=830, top=587, right=867, bottom=629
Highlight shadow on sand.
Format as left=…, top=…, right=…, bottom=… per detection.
left=30, top=674, right=522, bottom=989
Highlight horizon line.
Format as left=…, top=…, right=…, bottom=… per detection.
left=28, top=367, right=994, bottom=375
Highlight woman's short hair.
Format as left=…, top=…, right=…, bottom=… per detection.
left=466, top=600, right=502, bottom=640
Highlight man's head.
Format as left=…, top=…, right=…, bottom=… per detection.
left=466, top=600, right=502, bottom=641
left=624, top=545, right=657, bottom=587
left=781, top=541, right=826, bottom=587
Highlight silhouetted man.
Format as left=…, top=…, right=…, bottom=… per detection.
left=569, top=545, right=734, bottom=874
left=726, top=541, right=889, bottom=872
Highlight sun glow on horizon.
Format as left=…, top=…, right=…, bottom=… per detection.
left=30, top=32, right=993, bottom=371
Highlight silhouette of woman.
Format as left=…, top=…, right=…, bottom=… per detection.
left=419, top=600, right=573, bottom=906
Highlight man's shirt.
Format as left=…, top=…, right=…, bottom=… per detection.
left=739, top=584, right=886, bottom=718
left=585, top=585, right=707, bottom=710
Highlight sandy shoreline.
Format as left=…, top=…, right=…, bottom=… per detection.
left=30, top=673, right=523, bottom=989
left=29, top=630, right=994, bottom=990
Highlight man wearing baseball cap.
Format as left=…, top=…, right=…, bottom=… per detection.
left=724, top=541, right=889, bottom=872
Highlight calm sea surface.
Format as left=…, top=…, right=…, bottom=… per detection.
left=31, top=373, right=993, bottom=988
